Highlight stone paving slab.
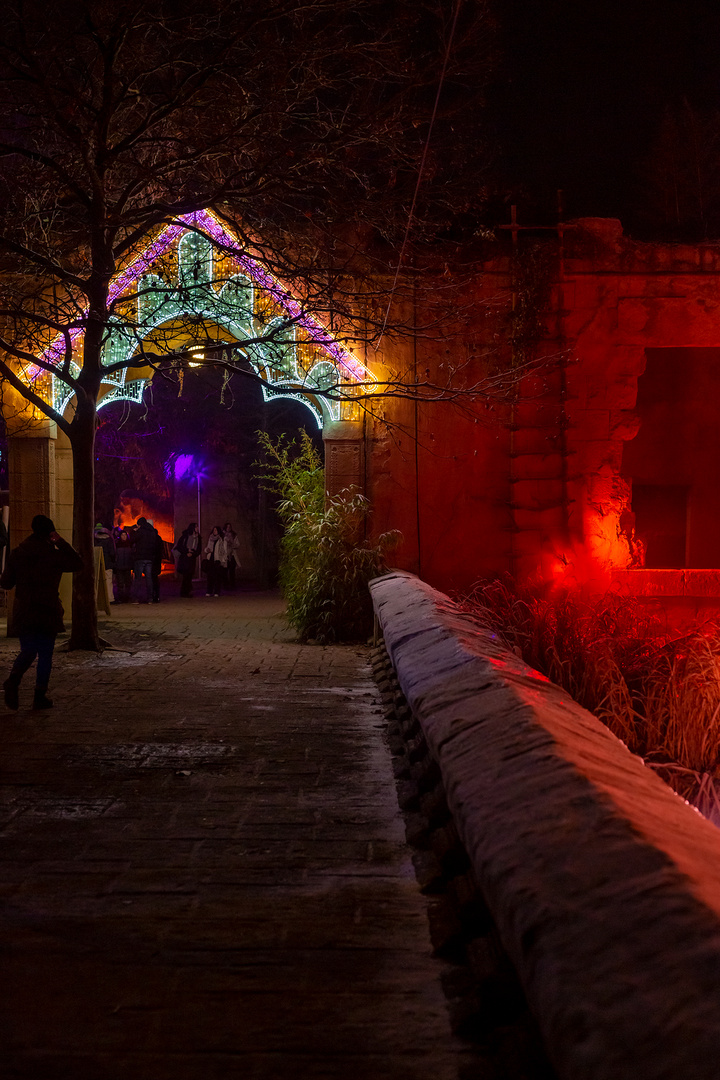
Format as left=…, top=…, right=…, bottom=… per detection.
left=0, top=590, right=467, bottom=1080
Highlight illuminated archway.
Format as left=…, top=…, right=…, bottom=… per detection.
left=46, top=209, right=373, bottom=428
left=2, top=209, right=374, bottom=602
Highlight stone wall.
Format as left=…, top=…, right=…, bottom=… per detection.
left=367, top=221, right=720, bottom=601
left=371, top=569, right=720, bottom=1080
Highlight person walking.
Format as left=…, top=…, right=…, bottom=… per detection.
left=174, top=522, right=200, bottom=598
left=150, top=527, right=164, bottom=603
left=1, top=514, right=82, bottom=710
left=203, top=525, right=227, bottom=597
left=113, top=528, right=133, bottom=603
left=223, top=522, right=240, bottom=589
left=131, top=516, right=159, bottom=605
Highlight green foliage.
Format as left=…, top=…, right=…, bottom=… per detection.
left=256, top=430, right=401, bottom=643
left=458, top=575, right=720, bottom=823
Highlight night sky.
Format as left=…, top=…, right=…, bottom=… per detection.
left=491, top=0, right=720, bottom=236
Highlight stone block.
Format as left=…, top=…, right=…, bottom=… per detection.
left=510, top=477, right=564, bottom=510
left=566, top=407, right=610, bottom=441
left=679, top=570, right=720, bottom=598
left=510, top=427, right=563, bottom=456
left=510, top=453, right=564, bottom=482
left=611, top=569, right=685, bottom=597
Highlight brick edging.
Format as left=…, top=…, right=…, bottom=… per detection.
left=370, top=570, right=720, bottom=1080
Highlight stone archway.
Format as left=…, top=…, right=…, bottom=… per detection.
left=5, top=212, right=373, bottom=588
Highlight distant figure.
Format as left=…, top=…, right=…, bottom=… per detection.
left=0, top=515, right=8, bottom=569
left=174, top=522, right=200, bottom=598
left=0, top=514, right=82, bottom=710
left=223, top=522, right=240, bottom=589
left=151, top=528, right=164, bottom=604
left=93, top=522, right=115, bottom=603
left=203, top=525, right=227, bottom=597
left=131, top=516, right=160, bottom=605
left=113, top=528, right=133, bottom=603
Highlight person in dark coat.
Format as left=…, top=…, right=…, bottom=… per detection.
left=113, top=528, right=133, bottom=603
left=150, top=528, right=164, bottom=603
left=1, top=514, right=82, bottom=710
left=131, top=516, right=159, bottom=604
left=174, top=522, right=200, bottom=598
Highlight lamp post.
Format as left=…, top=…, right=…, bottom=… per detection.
left=172, top=452, right=205, bottom=581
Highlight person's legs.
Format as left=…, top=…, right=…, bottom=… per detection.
left=209, top=562, right=222, bottom=595
left=4, top=635, right=40, bottom=710
left=33, top=633, right=56, bottom=709
left=143, top=561, right=153, bottom=603
left=133, top=561, right=143, bottom=601
left=133, top=560, right=152, bottom=603
left=180, top=569, right=193, bottom=597
left=118, top=569, right=131, bottom=602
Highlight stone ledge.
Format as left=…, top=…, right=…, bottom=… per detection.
left=370, top=570, right=720, bottom=1080
left=613, top=567, right=720, bottom=597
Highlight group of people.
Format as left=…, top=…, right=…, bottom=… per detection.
left=94, top=516, right=164, bottom=605
left=0, top=514, right=243, bottom=712
left=94, top=518, right=241, bottom=602
left=174, top=522, right=240, bottom=598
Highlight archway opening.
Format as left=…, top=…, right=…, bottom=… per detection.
left=94, top=365, right=322, bottom=588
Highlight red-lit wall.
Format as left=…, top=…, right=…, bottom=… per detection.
left=366, top=220, right=720, bottom=598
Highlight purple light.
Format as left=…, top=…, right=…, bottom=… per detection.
left=38, top=221, right=187, bottom=376
left=108, top=222, right=186, bottom=304
left=173, top=453, right=196, bottom=481
left=36, top=211, right=371, bottom=385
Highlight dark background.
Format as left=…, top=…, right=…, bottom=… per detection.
left=489, top=0, right=720, bottom=237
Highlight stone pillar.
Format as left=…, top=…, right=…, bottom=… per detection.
left=322, top=420, right=365, bottom=500
left=54, top=429, right=74, bottom=537
left=7, top=421, right=57, bottom=541
left=6, top=419, right=58, bottom=636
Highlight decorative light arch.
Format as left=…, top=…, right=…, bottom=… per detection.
left=42, top=209, right=373, bottom=428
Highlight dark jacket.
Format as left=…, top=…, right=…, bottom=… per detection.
left=152, top=532, right=164, bottom=574
left=174, top=529, right=200, bottom=574
left=114, top=533, right=134, bottom=571
left=0, top=533, right=82, bottom=635
left=131, top=521, right=160, bottom=562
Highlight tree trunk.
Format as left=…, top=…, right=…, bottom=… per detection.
left=68, top=394, right=102, bottom=650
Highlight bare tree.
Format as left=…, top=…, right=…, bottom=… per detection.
left=0, top=0, right=500, bottom=648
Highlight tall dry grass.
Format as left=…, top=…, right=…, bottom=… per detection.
left=457, top=576, right=720, bottom=822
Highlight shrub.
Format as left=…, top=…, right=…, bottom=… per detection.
left=458, top=576, right=720, bottom=822
left=256, top=430, right=401, bottom=643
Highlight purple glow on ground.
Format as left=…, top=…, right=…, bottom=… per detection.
left=35, top=210, right=370, bottom=386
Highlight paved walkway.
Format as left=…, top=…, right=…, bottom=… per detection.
left=0, top=588, right=466, bottom=1080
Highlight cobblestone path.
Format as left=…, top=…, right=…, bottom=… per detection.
left=0, top=590, right=464, bottom=1080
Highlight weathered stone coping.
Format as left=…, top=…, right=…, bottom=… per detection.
left=370, top=570, right=720, bottom=1080
left=613, top=567, right=720, bottom=597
